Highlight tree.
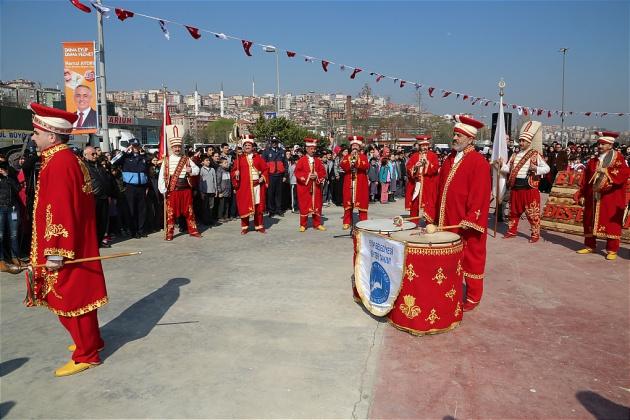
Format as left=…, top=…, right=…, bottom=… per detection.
left=250, top=116, right=325, bottom=149
left=182, top=131, right=195, bottom=147
left=202, top=118, right=235, bottom=144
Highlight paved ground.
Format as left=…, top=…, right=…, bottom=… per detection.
left=1, top=199, right=628, bottom=419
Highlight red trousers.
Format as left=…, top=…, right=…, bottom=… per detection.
left=58, top=310, right=103, bottom=364
left=343, top=209, right=367, bottom=225
left=584, top=235, right=620, bottom=253
left=507, top=188, right=541, bottom=239
left=241, top=203, right=264, bottom=231
left=460, top=229, right=487, bottom=306
left=300, top=213, right=322, bottom=228
left=166, top=189, right=199, bottom=239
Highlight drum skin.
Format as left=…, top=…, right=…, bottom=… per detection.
left=387, top=231, right=464, bottom=335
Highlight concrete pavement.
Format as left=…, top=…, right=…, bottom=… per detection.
left=1, top=199, right=628, bottom=419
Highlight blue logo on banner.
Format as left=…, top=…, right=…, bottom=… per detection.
left=369, top=262, right=390, bottom=304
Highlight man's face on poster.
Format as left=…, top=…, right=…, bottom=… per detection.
left=74, top=86, right=92, bottom=112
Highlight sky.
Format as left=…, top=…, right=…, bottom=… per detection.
left=1, top=0, right=629, bottom=130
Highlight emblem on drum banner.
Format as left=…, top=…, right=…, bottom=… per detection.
left=355, top=232, right=405, bottom=317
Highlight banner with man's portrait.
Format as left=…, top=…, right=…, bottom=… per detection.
left=62, top=41, right=98, bottom=134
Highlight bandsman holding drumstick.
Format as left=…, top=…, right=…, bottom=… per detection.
left=436, top=115, right=491, bottom=312
left=26, top=103, right=109, bottom=377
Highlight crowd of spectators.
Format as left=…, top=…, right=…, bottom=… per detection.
left=1, top=137, right=628, bottom=272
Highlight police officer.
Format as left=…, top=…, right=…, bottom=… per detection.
left=111, top=139, right=150, bottom=238
left=262, top=136, right=288, bottom=216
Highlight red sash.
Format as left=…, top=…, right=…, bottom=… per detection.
left=508, top=149, right=538, bottom=188
left=164, top=156, right=190, bottom=192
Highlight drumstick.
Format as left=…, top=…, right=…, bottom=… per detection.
left=410, top=224, right=461, bottom=236
left=30, top=251, right=142, bottom=269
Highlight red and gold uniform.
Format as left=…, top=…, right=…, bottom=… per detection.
left=157, top=125, right=201, bottom=241
left=27, top=103, right=107, bottom=376
left=295, top=138, right=327, bottom=230
left=231, top=135, right=269, bottom=234
left=501, top=121, right=550, bottom=242
left=405, top=135, right=439, bottom=224
left=340, top=136, right=369, bottom=227
left=575, top=131, right=629, bottom=259
left=436, top=115, right=490, bottom=312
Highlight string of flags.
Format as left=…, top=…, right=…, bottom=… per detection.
left=70, top=0, right=629, bottom=119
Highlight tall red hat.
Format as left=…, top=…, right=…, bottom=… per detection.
left=415, top=134, right=432, bottom=145
left=304, top=137, right=318, bottom=147
left=594, top=130, right=619, bottom=144
left=30, top=102, right=78, bottom=135
left=453, top=115, right=484, bottom=138
left=348, top=135, right=364, bottom=146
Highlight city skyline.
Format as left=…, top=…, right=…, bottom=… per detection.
left=1, top=1, right=628, bottom=131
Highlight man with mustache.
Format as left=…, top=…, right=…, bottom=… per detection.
left=436, top=115, right=490, bottom=312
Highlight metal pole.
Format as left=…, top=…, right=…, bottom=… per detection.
left=96, top=0, right=110, bottom=152
left=275, top=50, right=280, bottom=115
left=560, top=48, right=568, bottom=147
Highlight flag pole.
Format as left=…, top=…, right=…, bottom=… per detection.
left=162, top=86, right=168, bottom=239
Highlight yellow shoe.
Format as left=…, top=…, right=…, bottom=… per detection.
left=576, top=248, right=594, bottom=254
left=54, top=360, right=97, bottom=377
left=299, top=226, right=306, bottom=232
left=316, top=225, right=327, bottom=231
left=342, top=224, right=350, bottom=230
left=606, top=252, right=617, bottom=261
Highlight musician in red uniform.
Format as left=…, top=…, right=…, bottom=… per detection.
left=497, top=121, right=550, bottom=243
left=340, top=135, right=369, bottom=229
left=436, top=115, right=490, bottom=312
left=574, top=131, right=629, bottom=260
left=27, top=103, right=108, bottom=377
left=231, top=135, right=269, bottom=234
left=295, top=138, right=327, bottom=231
left=405, top=134, right=439, bottom=225
left=157, top=125, right=201, bottom=241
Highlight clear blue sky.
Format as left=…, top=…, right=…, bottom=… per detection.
left=1, top=0, right=628, bottom=130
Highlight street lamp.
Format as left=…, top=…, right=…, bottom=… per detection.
left=559, top=47, right=569, bottom=146
left=263, top=45, right=280, bottom=115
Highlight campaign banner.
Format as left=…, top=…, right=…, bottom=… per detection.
left=62, top=41, right=98, bottom=134
left=541, top=170, right=629, bottom=243
left=354, top=231, right=405, bottom=316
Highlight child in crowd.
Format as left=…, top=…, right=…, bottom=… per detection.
left=216, top=157, right=232, bottom=222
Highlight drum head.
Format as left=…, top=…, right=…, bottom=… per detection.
left=356, top=218, right=415, bottom=233
left=390, top=229, right=461, bottom=244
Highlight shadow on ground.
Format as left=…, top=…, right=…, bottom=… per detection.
left=0, top=358, right=28, bottom=377
left=100, top=278, right=190, bottom=361
left=576, top=390, right=630, bottom=420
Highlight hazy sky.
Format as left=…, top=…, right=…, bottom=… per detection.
left=1, top=0, right=628, bottom=130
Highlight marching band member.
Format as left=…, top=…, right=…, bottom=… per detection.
left=27, top=103, right=108, bottom=377
left=574, top=131, right=629, bottom=260
left=340, top=135, right=369, bottom=229
left=497, top=121, right=550, bottom=243
left=158, top=125, right=201, bottom=241
left=405, top=134, right=439, bottom=225
left=436, top=115, right=490, bottom=312
left=231, top=134, right=269, bottom=234
left=295, top=138, right=327, bottom=231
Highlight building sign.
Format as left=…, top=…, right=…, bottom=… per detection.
left=541, top=170, right=629, bottom=243
left=108, top=116, right=134, bottom=125
left=264, top=112, right=277, bottom=119
left=62, top=41, right=98, bottom=135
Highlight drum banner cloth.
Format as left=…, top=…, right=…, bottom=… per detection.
left=354, top=231, right=405, bottom=316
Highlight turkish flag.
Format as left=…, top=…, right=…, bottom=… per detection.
left=186, top=26, right=201, bottom=39
left=70, top=0, right=91, bottom=13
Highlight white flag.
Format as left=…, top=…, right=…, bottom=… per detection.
left=491, top=95, right=508, bottom=203
left=159, top=20, right=170, bottom=40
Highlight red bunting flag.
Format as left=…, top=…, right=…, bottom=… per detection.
left=537, top=109, right=543, bottom=116
left=241, top=40, right=253, bottom=56
left=185, top=26, right=201, bottom=39
left=523, top=107, right=529, bottom=116
left=462, top=95, right=468, bottom=101
left=115, top=8, right=134, bottom=20
left=376, top=74, right=384, bottom=82
left=400, top=80, right=406, bottom=88
left=321, top=60, right=329, bottom=72
left=484, top=100, right=491, bottom=106
left=286, top=51, right=296, bottom=57
left=547, top=111, right=552, bottom=118
left=601, top=112, right=608, bottom=116
left=428, top=87, right=435, bottom=97
left=442, top=90, right=452, bottom=97
left=70, top=0, right=91, bottom=13
left=618, top=113, right=625, bottom=116
left=584, top=112, right=592, bottom=116
left=350, top=68, right=362, bottom=79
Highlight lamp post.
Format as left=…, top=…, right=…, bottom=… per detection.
left=559, top=47, right=569, bottom=147
left=263, top=45, right=280, bottom=116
